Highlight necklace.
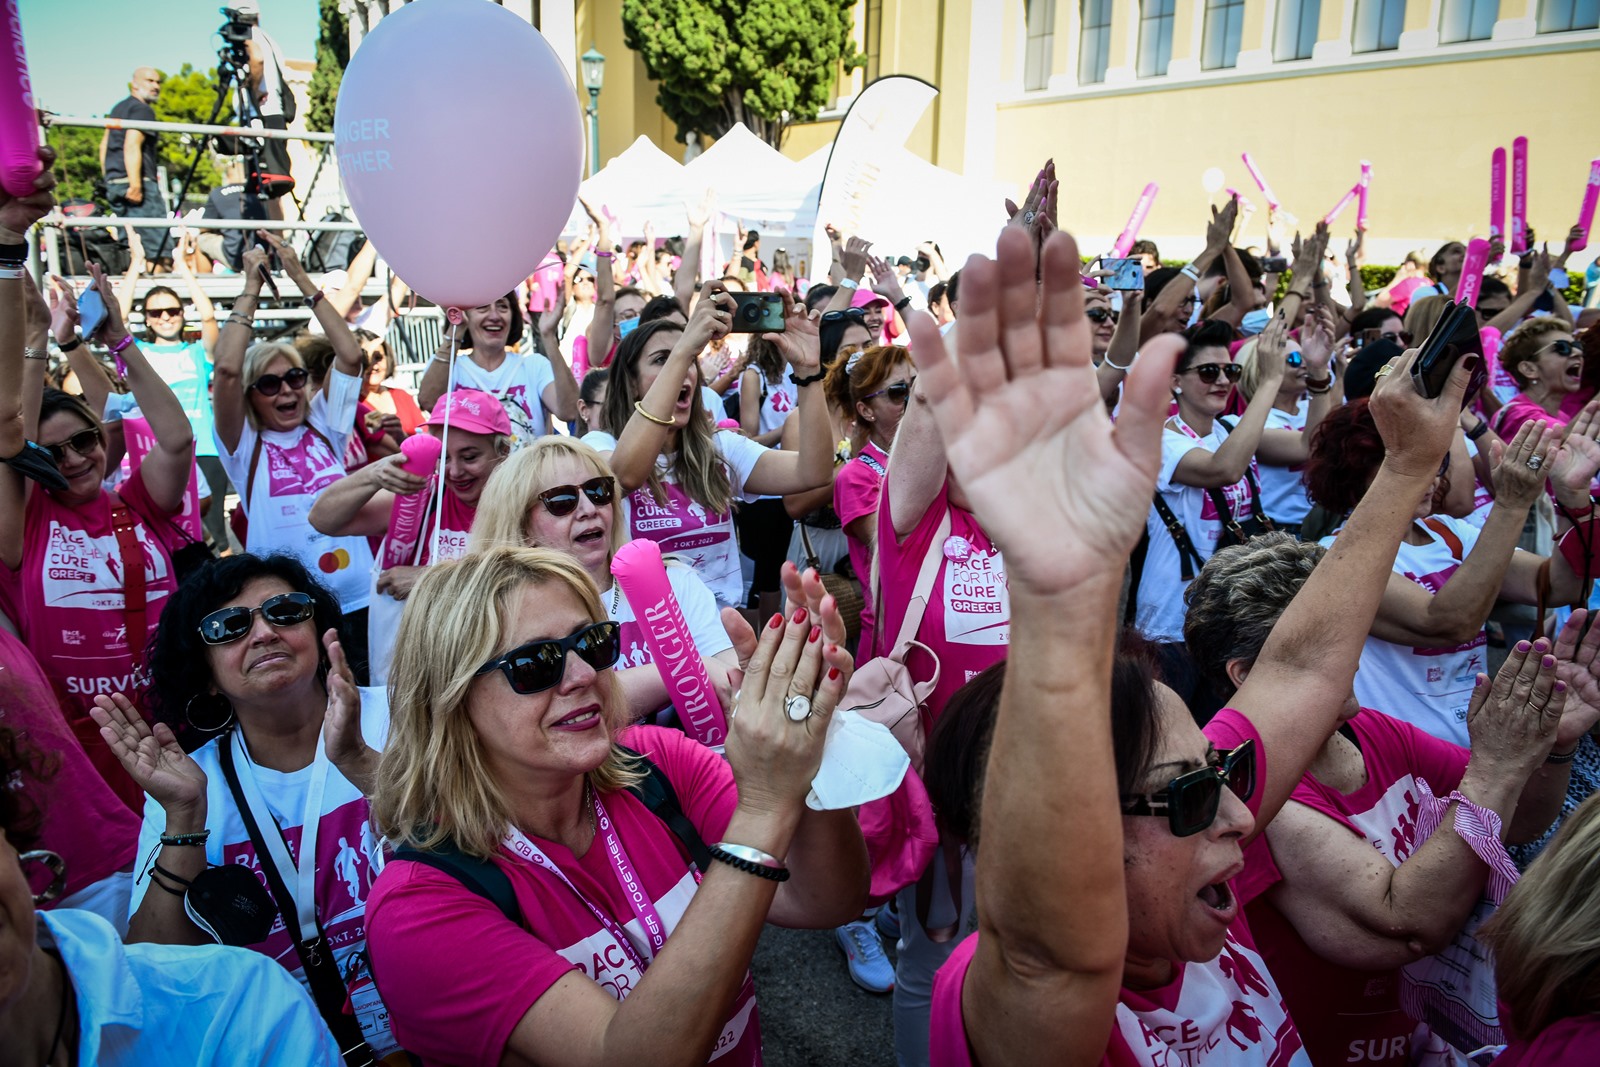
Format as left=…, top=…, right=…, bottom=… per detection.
left=45, top=949, right=70, bottom=1066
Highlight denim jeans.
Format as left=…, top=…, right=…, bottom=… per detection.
left=107, top=178, right=169, bottom=261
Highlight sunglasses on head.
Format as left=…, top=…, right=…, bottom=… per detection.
left=198, top=591, right=316, bottom=646
left=1539, top=339, right=1578, bottom=358
left=865, top=380, right=914, bottom=403
left=1188, top=363, right=1243, bottom=384
left=1085, top=307, right=1118, bottom=324
left=44, top=427, right=103, bottom=465
left=144, top=306, right=183, bottom=319
left=475, top=621, right=622, bottom=695
left=538, top=476, right=615, bottom=517
left=822, top=308, right=867, bottom=326
left=1120, top=739, right=1255, bottom=837
left=249, top=367, right=310, bottom=397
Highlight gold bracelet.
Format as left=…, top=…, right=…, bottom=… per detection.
left=633, top=400, right=674, bottom=427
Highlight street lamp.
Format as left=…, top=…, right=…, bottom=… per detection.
left=581, top=47, right=606, bottom=177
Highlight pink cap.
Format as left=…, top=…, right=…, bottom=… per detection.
left=715, top=418, right=741, bottom=430
left=427, top=388, right=513, bottom=436
left=851, top=287, right=892, bottom=310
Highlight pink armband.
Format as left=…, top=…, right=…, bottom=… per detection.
left=1414, top=778, right=1520, bottom=905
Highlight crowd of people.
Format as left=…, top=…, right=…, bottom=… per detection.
left=6, top=123, right=1600, bottom=1067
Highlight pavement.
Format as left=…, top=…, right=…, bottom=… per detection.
left=750, top=923, right=898, bottom=1067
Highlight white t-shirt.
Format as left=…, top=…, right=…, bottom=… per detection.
left=449, top=350, right=557, bottom=447
left=580, top=429, right=619, bottom=452
left=753, top=376, right=797, bottom=437
left=215, top=369, right=373, bottom=612
left=1322, top=515, right=1484, bottom=747
left=1259, top=401, right=1312, bottom=525
left=616, top=430, right=768, bottom=607
left=1136, top=418, right=1259, bottom=643
left=604, top=562, right=733, bottom=673
left=130, top=688, right=396, bottom=1055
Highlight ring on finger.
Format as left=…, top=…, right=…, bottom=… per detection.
left=1527, top=454, right=1545, bottom=471
left=785, top=695, right=813, bottom=722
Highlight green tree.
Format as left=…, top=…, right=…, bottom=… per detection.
left=621, top=0, right=863, bottom=148
left=43, top=125, right=104, bottom=204
left=308, top=0, right=349, bottom=134
left=152, top=63, right=233, bottom=201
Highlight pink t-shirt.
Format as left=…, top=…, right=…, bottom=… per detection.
left=1491, top=395, right=1567, bottom=440
left=929, top=711, right=1309, bottom=1067
left=1239, top=709, right=1469, bottom=1066
left=834, top=441, right=888, bottom=643
left=1492, top=1016, right=1600, bottom=1066
left=0, top=627, right=140, bottom=899
left=0, top=467, right=180, bottom=810
left=875, top=480, right=1008, bottom=720
left=365, top=726, right=760, bottom=1067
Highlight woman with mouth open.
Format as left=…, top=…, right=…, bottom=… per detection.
left=308, top=388, right=514, bottom=685
left=602, top=283, right=835, bottom=609
left=1489, top=319, right=1587, bottom=440
left=906, top=226, right=1488, bottom=1067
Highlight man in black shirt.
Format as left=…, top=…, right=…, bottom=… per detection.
left=100, top=67, right=169, bottom=266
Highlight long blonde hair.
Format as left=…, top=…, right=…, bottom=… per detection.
left=1479, top=790, right=1600, bottom=1039
left=372, top=546, right=642, bottom=859
left=468, top=438, right=627, bottom=561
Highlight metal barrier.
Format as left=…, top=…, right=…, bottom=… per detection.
left=44, top=114, right=336, bottom=143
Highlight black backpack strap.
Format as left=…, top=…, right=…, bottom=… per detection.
left=1215, top=416, right=1276, bottom=534
left=392, top=842, right=520, bottom=926
left=1151, top=491, right=1206, bottom=581
left=619, top=745, right=715, bottom=874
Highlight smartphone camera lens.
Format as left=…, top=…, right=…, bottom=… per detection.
left=739, top=301, right=763, bottom=324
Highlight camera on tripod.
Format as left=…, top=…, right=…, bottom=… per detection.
left=218, top=6, right=257, bottom=64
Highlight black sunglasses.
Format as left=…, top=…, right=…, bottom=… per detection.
left=144, top=305, right=183, bottom=319
left=1381, top=330, right=1413, bottom=346
left=1120, top=740, right=1255, bottom=837
left=1085, top=307, right=1118, bottom=324
left=865, top=380, right=914, bottom=404
left=1539, top=339, right=1577, bottom=358
left=538, top=476, right=616, bottom=517
left=822, top=308, right=868, bottom=326
left=198, top=591, right=316, bottom=646
left=249, top=367, right=310, bottom=397
left=1189, top=363, right=1243, bottom=384
left=44, top=427, right=104, bottom=465
left=475, top=621, right=622, bottom=695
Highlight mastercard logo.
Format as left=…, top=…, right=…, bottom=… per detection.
left=318, top=548, right=352, bottom=574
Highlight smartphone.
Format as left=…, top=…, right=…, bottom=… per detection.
left=729, top=292, right=786, bottom=333
left=1358, top=328, right=1382, bottom=348
left=1260, top=256, right=1289, bottom=273
left=78, top=287, right=107, bottom=341
left=1410, top=301, right=1487, bottom=406
left=1102, top=258, right=1144, bottom=292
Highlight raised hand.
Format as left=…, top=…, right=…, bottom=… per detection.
left=866, top=254, right=902, bottom=304
left=1551, top=609, right=1600, bottom=747
left=321, top=629, right=378, bottom=794
left=1346, top=229, right=1365, bottom=272
left=1548, top=399, right=1600, bottom=504
left=1204, top=198, right=1239, bottom=253
left=0, top=146, right=55, bottom=242
left=538, top=281, right=567, bottom=336
left=1488, top=419, right=1561, bottom=509
left=1464, top=636, right=1566, bottom=776
left=839, top=236, right=873, bottom=282
left=89, top=693, right=209, bottom=817
left=87, top=262, right=128, bottom=343
left=679, top=279, right=733, bottom=353
left=902, top=227, right=1183, bottom=595
left=1300, top=305, right=1337, bottom=374
left=1254, top=311, right=1291, bottom=383
left=46, top=274, right=80, bottom=345
left=686, top=187, right=716, bottom=232
left=763, top=294, right=821, bottom=374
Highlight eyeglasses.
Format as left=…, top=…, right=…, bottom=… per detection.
left=43, top=426, right=103, bottom=464
left=1538, top=339, right=1577, bottom=358
left=821, top=308, right=868, bottom=326
left=865, top=381, right=914, bottom=404
left=1188, top=363, right=1243, bottom=384
left=1085, top=307, right=1118, bottom=324
left=538, top=476, right=616, bottom=517
left=1120, top=740, right=1255, bottom=837
left=249, top=367, right=310, bottom=396
left=144, top=306, right=183, bottom=319
left=1180, top=295, right=1200, bottom=308
left=574, top=274, right=595, bottom=285
left=198, top=591, right=316, bottom=645
left=475, top=621, right=622, bottom=695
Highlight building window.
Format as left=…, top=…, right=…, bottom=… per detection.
left=863, top=0, right=883, bottom=81
left=1441, top=0, right=1499, bottom=39
left=1024, top=0, right=1057, bottom=90
left=1353, top=0, right=1407, bottom=50
left=1538, top=0, right=1599, bottom=30
left=1274, top=0, right=1322, bottom=58
left=1080, top=0, right=1113, bottom=83
left=1138, top=0, right=1176, bottom=76
left=1202, top=0, right=1247, bottom=67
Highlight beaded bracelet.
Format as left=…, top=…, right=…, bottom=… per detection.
left=160, top=829, right=210, bottom=847
left=709, top=843, right=789, bottom=882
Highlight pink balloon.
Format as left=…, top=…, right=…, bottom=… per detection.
left=334, top=0, right=583, bottom=309
left=0, top=0, right=41, bottom=198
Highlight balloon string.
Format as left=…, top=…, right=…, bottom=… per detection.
left=430, top=316, right=459, bottom=566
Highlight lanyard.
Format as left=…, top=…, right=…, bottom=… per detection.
left=502, top=790, right=667, bottom=976
left=229, top=726, right=331, bottom=945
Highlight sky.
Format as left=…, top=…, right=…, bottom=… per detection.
left=20, top=0, right=320, bottom=117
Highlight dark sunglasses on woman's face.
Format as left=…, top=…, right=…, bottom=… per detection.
left=1381, top=330, right=1412, bottom=346
left=538, top=476, right=616, bottom=517
left=198, top=591, right=316, bottom=645
left=1084, top=307, right=1118, bottom=324
left=1120, top=740, right=1256, bottom=837
left=865, top=381, right=915, bottom=404
left=475, top=621, right=622, bottom=695
left=1188, top=363, right=1243, bottom=384
left=44, top=427, right=104, bottom=464
left=821, top=308, right=867, bottom=326
left=144, top=305, right=183, bottom=319
left=249, top=367, right=311, bottom=397
left=1539, top=339, right=1577, bottom=358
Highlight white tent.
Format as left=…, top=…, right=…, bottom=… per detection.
left=562, top=135, right=692, bottom=236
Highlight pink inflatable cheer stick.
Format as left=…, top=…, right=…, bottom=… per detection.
left=1574, top=157, right=1600, bottom=253
left=379, top=434, right=442, bottom=569
left=1456, top=238, right=1491, bottom=309
left=1110, top=182, right=1159, bottom=258
left=1225, top=187, right=1255, bottom=214
left=1511, top=137, right=1529, bottom=255
left=1356, top=161, right=1372, bottom=230
left=0, top=0, right=41, bottom=197
left=611, top=538, right=728, bottom=749
left=1322, top=184, right=1360, bottom=226
left=1241, top=152, right=1280, bottom=211
left=1490, top=148, right=1507, bottom=245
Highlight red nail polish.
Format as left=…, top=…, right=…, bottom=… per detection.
left=827, top=643, right=838, bottom=655
left=808, top=626, right=822, bottom=644
left=768, top=613, right=784, bottom=630
left=792, top=608, right=808, bottom=625
left=827, top=667, right=840, bottom=681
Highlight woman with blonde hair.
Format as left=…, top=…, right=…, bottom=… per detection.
left=211, top=231, right=377, bottom=680
left=471, top=436, right=740, bottom=718
left=1480, top=791, right=1600, bottom=1063
left=364, top=546, right=870, bottom=1067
